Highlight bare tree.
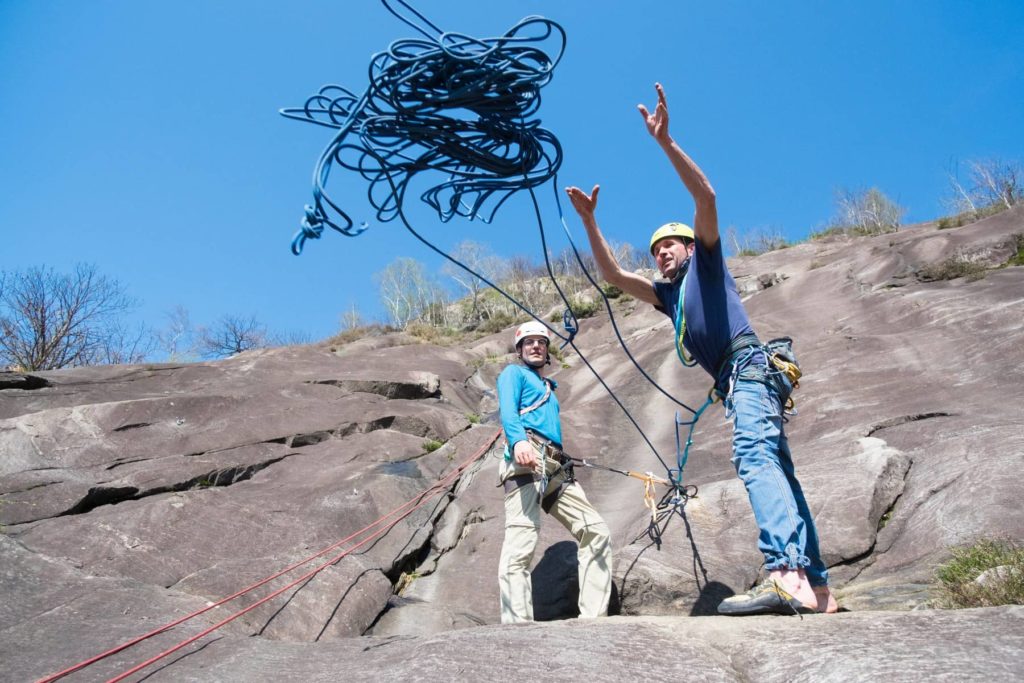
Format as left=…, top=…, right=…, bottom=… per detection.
left=832, top=187, right=905, bottom=235
left=725, top=225, right=743, bottom=257
left=94, top=321, right=154, bottom=365
left=441, top=241, right=506, bottom=324
left=339, top=302, right=363, bottom=331
left=946, top=158, right=1022, bottom=217
left=376, top=257, right=448, bottom=329
left=269, top=329, right=313, bottom=346
left=505, top=254, right=547, bottom=315
left=726, top=225, right=789, bottom=256
left=194, top=314, right=268, bottom=358
left=156, top=304, right=194, bottom=361
left=0, top=264, right=144, bottom=370
left=609, top=240, right=652, bottom=272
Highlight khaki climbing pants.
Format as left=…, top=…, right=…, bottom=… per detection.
left=497, top=456, right=613, bottom=623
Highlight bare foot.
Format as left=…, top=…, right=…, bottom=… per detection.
left=769, top=568, right=816, bottom=610
left=813, top=585, right=838, bottom=613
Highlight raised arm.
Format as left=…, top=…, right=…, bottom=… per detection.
left=638, top=83, right=719, bottom=250
left=564, top=184, right=660, bottom=306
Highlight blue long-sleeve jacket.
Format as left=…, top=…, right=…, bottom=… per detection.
left=497, top=364, right=561, bottom=457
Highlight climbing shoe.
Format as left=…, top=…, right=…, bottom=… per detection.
left=717, top=578, right=815, bottom=616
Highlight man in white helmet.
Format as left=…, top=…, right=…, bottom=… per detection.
left=496, top=320, right=613, bottom=623
left=565, top=83, right=836, bottom=616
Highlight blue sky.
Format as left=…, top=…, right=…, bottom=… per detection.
left=2, top=1, right=1022, bottom=346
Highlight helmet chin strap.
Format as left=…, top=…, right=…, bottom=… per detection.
left=671, top=255, right=692, bottom=283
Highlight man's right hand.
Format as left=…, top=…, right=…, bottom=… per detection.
left=513, top=440, right=540, bottom=468
left=565, top=184, right=600, bottom=221
left=638, top=82, right=671, bottom=143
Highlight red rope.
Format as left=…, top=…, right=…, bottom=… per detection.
left=37, top=428, right=501, bottom=683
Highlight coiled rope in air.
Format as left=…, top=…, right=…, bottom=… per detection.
left=282, top=0, right=706, bottom=493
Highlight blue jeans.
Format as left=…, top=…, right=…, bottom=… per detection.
left=725, top=363, right=829, bottom=586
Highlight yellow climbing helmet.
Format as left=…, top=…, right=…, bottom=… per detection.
left=649, top=222, right=695, bottom=255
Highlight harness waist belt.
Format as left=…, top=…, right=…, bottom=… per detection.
left=715, top=333, right=762, bottom=380
left=525, top=429, right=565, bottom=460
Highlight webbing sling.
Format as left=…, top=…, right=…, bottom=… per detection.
left=518, top=377, right=552, bottom=416
left=673, top=267, right=697, bottom=367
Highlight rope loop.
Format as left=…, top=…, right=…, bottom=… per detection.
left=281, top=4, right=566, bottom=252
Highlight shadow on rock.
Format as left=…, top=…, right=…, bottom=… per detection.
left=532, top=540, right=579, bottom=621
left=690, top=580, right=733, bottom=616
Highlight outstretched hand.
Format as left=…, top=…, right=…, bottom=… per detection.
left=637, top=82, right=670, bottom=141
left=565, top=184, right=600, bottom=219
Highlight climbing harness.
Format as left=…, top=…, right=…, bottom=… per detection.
left=719, top=336, right=803, bottom=417
left=529, top=430, right=574, bottom=512
left=499, top=429, right=574, bottom=513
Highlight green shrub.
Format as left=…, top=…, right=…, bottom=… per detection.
left=324, top=323, right=392, bottom=350
left=917, top=253, right=988, bottom=282
left=937, top=214, right=967, bottom=230
left=1006, top=234, right=1024, bottom=267
left=466, top=413, right=481, bottom=424
left=936, top=203, right=1008, bottom=230
left=602, top=284, right=623, bottom=299
left=569, top=297, right=601, bottom=319
left=934, top=538, right=1024, bottom=608
left=422, top=439, right=444, bottom=453
left=406, top=322, right=463, bottom=345
left=477, top=313, right=515, bottom=335
left=809, top=225, right=848, bottom=241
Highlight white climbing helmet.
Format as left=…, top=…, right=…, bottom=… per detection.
left=513, top=320, right=551, bottom=348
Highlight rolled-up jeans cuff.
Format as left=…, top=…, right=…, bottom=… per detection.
left=764, top=543, right=812, bottom=571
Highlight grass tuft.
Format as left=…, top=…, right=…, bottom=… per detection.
left=1006, top=234, right=1024, bottom=267
left=934, top=537, right=1024, bottom=609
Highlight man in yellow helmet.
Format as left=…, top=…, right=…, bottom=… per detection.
left=566, top=83, right=836, bottom=616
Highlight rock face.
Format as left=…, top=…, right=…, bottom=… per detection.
left=1, top=207, right=1023, bottom=681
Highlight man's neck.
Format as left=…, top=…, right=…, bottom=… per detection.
left=670, top=256, right=691, bottom=284
left=523, top=360, right=547, bottom=378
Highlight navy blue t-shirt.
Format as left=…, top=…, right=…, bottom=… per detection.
left=652, top=238, right=756, bottom=380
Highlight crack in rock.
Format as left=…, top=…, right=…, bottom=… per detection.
left=288, top=431, right=333, bottom=448
left=361, top=467, right=479, bottom=631
left=310, top=377, right=441, bottom=400
left=0, top=372, right=50, bottom=391
left=337, top=415, right=437, bottom=440
left=58, top=455, right=293, bottom=517
left=105, top=457, right=154, bottom=471
left=61, top=485, right=140, bottom=516
left=112, top=422, right=154, bottom=432
left=867, top=412, right=952, bottom=437
left=2, top=480, right=61, bottom=496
